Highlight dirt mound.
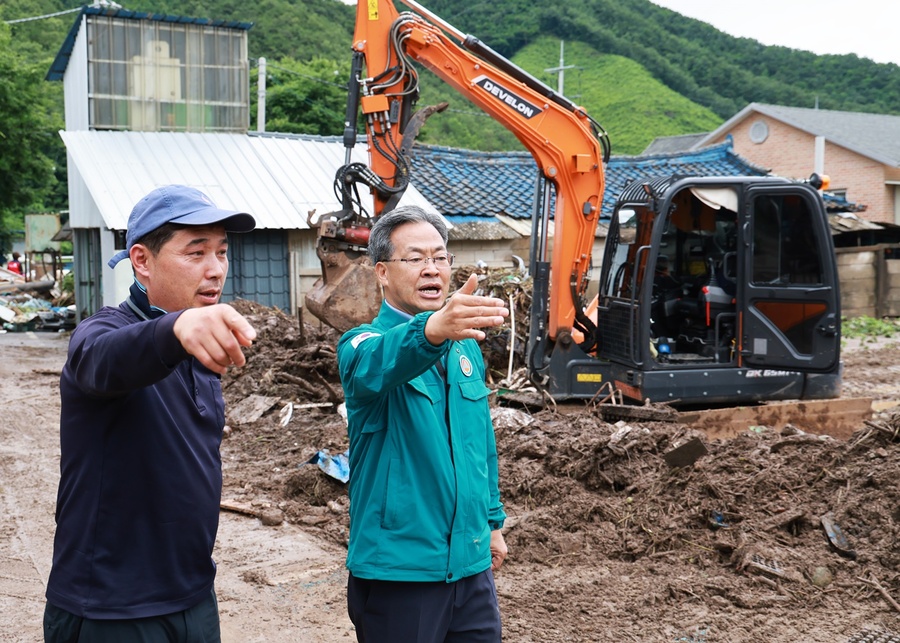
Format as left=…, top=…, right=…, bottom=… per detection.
left=220, top=299, right=900, bottom=641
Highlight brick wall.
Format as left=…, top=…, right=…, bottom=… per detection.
left=709, top=114, right=896, bottom=224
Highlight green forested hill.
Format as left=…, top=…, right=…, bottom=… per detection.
left=2, top=0, right=899, bottom=225
left=423, top=0, right=900, bottom=118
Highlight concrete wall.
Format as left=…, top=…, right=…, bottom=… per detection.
left=836, top=245, right=900, bottom=318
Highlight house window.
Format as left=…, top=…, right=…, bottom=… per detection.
left=86, top=16, right=249, bottom=132
left=749, top=120, right=769, bottom=144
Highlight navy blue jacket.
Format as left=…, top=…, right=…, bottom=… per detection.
left=46, top=284, right=226, bottom=619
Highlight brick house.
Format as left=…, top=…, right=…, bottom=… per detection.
left=646, top=103, right=900, bottom=225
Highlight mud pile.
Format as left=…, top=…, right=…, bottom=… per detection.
left=221, top=297, right=900, bottom=634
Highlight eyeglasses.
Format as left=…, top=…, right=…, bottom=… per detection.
left=381, top=254, right=455, bottom=268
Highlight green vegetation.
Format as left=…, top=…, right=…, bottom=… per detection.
left=842, top=316, right=900, bottom=345
left=4, top=0, right=900, bottom=245
left=0, top=20, right=64, bottom=254
left=423, top=0, right=900, bottom=118
left=59, top=270, right=74, bottom=297
left=255, top=57, right=352, bottom=135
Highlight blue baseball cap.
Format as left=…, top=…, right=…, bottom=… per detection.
left=108, top=185, right=256, bottom=268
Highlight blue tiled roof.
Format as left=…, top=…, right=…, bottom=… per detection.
left=411, top=141, right=774, bottom=221
left=409, top=146, right=538, bottom=218
left=47, top=6, right=253, bottom=81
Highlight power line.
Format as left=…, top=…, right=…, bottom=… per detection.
left=5, top=1, right=121, bottom=25
left=5, top=7, right=82, bottom=24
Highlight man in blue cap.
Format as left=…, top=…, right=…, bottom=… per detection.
left=44, top=185, right=257, bottom=642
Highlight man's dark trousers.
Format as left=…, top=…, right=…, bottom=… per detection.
left=43, top=588, right=220, bottom=643
left=348, top=569, right=501, bottom=643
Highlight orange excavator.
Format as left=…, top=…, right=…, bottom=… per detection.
left=304, top=0, right=609, bottom=341
left=306, top=0, right=847, bottom=414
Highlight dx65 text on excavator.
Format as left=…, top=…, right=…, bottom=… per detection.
left=305, top=0, right=843, bottom=410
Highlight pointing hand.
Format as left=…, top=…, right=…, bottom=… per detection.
left=425, top=273, right=509, bottom=344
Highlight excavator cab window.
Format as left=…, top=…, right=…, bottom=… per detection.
left=595, top=205, right=657, bottom=367
left=599, top=189, right=740, bottom=368
left=649, top=189, right=738, bottom=365
left=748, top=193, right=828, bottom=356
left=603, top=207, right=651, bottom=300
left=752, top=195, right=824, bottom=286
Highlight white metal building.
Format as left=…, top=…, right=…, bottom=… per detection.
left=60, top=129, right=434, bottom=318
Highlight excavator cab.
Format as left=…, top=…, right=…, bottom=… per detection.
left=545, top=174, right=842, bottom=405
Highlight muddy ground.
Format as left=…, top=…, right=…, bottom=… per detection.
left=2, top=303, right=899, bottom=642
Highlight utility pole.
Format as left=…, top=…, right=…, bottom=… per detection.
left=544, top=40, right=576, bottom=95
left=257, top=57, right=267, bottom=133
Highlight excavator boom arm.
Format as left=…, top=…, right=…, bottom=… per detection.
left=352, top=0, right=608, bottom=338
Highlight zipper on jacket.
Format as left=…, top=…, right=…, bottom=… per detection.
left=435, top=346, right=453, bottom=460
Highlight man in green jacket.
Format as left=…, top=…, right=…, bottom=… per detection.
left=337, top=205, right=510, bottom=642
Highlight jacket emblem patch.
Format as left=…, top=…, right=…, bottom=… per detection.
left=459, top=355, right=473, bottom=377
left=350, top=331, right=381, bottom=349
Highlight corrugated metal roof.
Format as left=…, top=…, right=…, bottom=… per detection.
left=641, top=133, right=708, bottom=156
left=59, top=130, right=437, bottom=230
left=247, top=134, right=357, bottom=224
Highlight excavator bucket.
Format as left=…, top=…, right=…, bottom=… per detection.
left=305, top=210, right=381, bottom=333
left=305, top=250, right=382, bottom=334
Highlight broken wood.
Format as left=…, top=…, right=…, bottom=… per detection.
left=863, top=419, right=900, bottom=440
left=858, top=573, right=900, bottom=613
left=226, top=394, right=281, bottom=425
left=275, top=371, right=321, bottom=396
left=220, top=499, right=259, bottom=518
left=0, top=280, right=54, bottom=295
left=753, top=508, right=806, bottom=533
left=769, top=433, right=834, bottom=453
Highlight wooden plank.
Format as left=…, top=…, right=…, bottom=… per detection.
left=679, top=397, right=873, bottom=441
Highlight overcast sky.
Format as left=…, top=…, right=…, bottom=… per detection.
left=649, top=0, right=899, bottom=66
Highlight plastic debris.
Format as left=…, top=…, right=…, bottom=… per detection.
left=307, top=449, right=350, bottom=484
left=709, top=511, right=730, bottom=529
left=279, top=402, right=293, bottom=427
left=820, top=512, right=857, bottom=559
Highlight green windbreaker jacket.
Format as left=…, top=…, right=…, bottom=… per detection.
left=337, top=302, right=506, bottom=582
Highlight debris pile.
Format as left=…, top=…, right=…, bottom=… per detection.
left=452, top=264, right=533, bottom=380
left=219, top=296, right=900, bottom=637
left=0, top=294, right=75, bottom=332
left=224, top=299, right=343, bottom=405
left=1, top=265, right=75, bottom=332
